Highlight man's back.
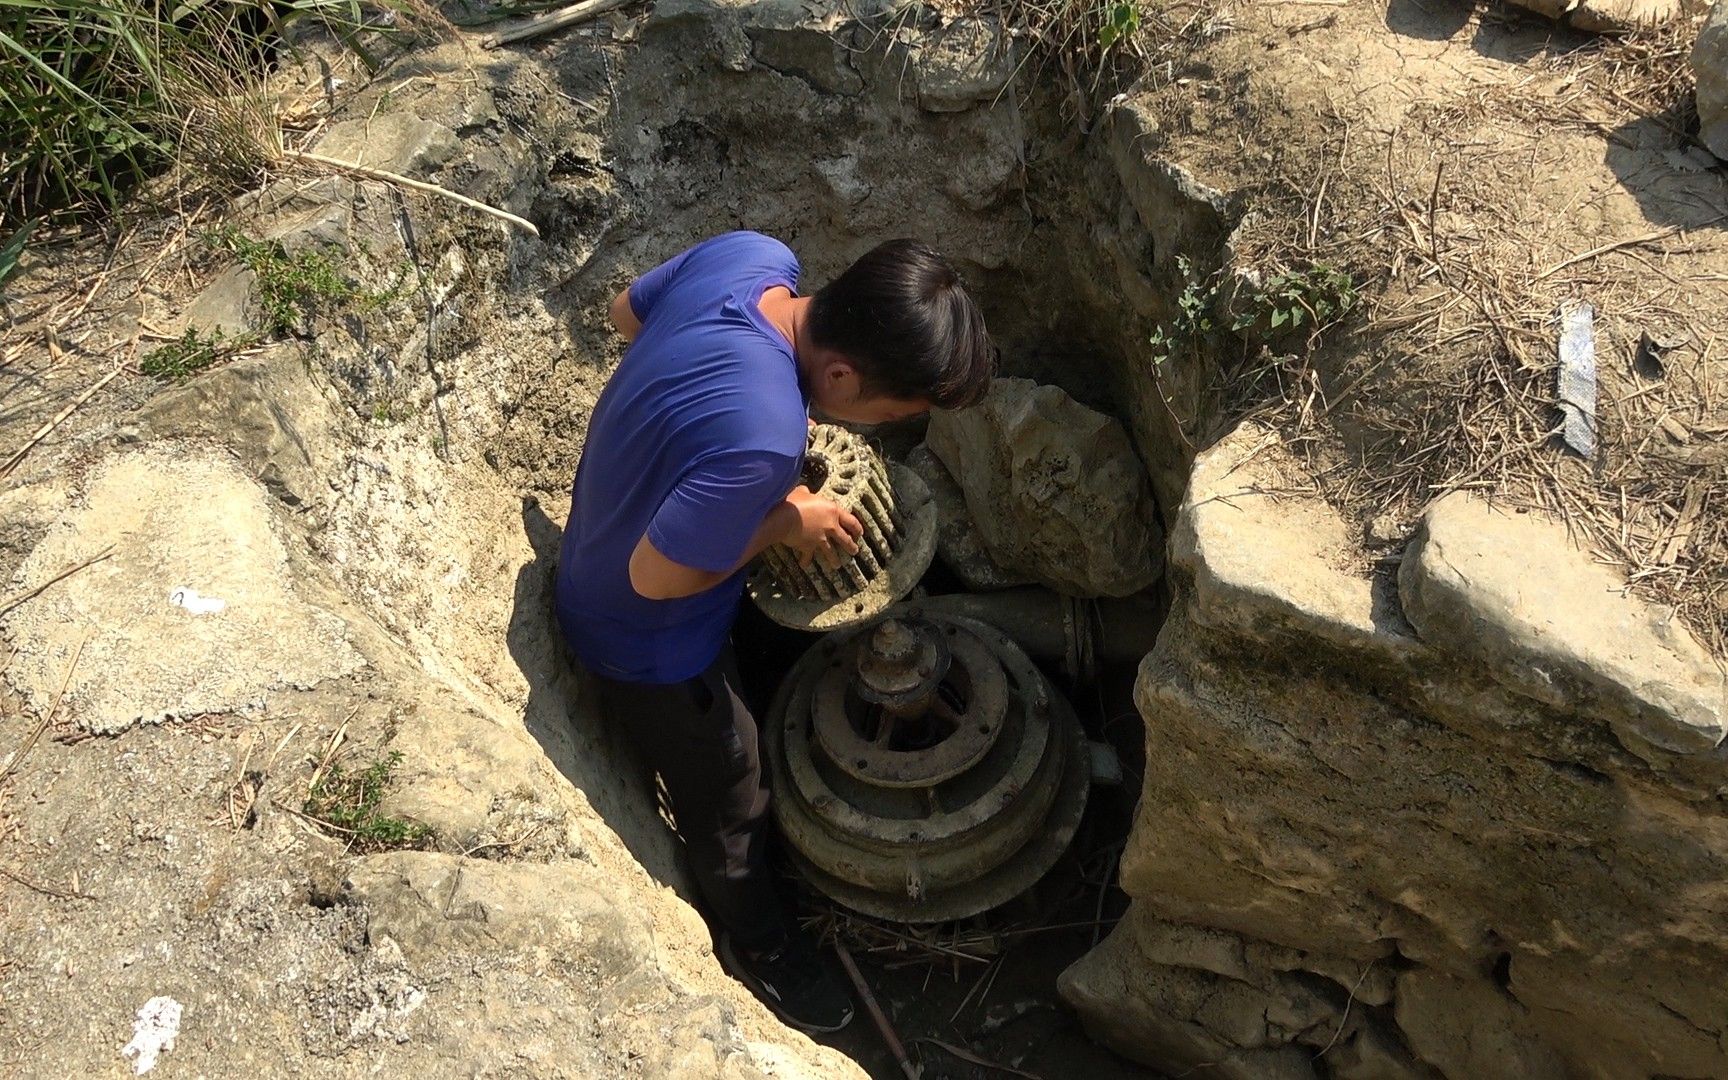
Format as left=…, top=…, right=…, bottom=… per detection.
left=554, top=232, right=808, bottom=683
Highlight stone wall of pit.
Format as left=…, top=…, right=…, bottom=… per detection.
left=1060, top=422, right=1728, bottom=1080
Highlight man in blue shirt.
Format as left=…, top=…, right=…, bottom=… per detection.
left=555, top=232, right=993, bottom=1032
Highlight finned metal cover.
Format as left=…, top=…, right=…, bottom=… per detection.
left=748, top=424, right=938, bottom=632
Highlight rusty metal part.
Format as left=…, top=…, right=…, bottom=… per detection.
left=833, top=941, right=919, bottom=1080
left=748, top=425, right=938, bottom=632
left=765, top=604, right=1091, bottom=923
left=853, top=618, right=951, bottom=712
left=914, top=588, right=1167, bottom=682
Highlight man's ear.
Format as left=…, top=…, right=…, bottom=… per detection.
left=822, top=357, right=860, bottom=396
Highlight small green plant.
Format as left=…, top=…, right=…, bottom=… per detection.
left=1231, top=264, right=1356, bottom=335
left=370, top=395, right=412, bottom=424
left=207, top=227, right=356, bottom=334
left=303, top=751, right=431, bottom=852
left=1099, top=1, right=1140, bottom=50
left=140, top=326, right=238, bottom=379
left=1149, top=255, right=1218, bottom=369
left=354, top=261, right=416, bottom=314
left=1149, top=256, right=1357, bottom=369
left=0, top=221, right=35, bottom=290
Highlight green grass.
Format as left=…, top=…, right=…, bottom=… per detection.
left=140, top=325, right=238, bottom=378
left=208, top=227, right=357, bottom=334
left=140, top=229, right=399, bottom=379
left=1150, top=255, right=1357, bottom=370
left=1, top=0, right=442, bottom=230
left=303, top=750, right=431, bottom=851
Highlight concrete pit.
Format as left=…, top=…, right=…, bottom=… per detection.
left=13, top=0, right=1721, bottom=1078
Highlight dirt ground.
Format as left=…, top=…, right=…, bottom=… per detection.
left=1129, top=0, right=1728, bottom=651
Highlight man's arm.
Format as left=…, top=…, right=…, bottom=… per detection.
left=610, top=289, right=642, bottom=341
left=629, top=486, right=862, bottom=601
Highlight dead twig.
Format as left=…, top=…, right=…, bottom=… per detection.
left=280, top=150, right=540, bottom=237
left=0, top=365, right=125, bottom=480
left=482, top=0, right=636, bottom=47
left=916, top=1038, right=1044, bottom=1080
left=0, top=865, right=98, bottom=901
left=834, top=940, right=919, bottom=1080
left=1532, top=218, right=1725, bottom=283
left=1312, top=961, right=1375, bottom=1061
left=0, top=546, right=114, bottom=621
left=0, top=630, right=90, bottom=788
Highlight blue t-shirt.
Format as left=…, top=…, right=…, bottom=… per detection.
left=554, top=232, right=808, bottom=683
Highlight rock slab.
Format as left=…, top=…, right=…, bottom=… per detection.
left=1, top=448, right=362, bottom=733
left=1508, top=0, right=1679, bottom=32
left=926, top=377, right=1163, bottom=598
left=911, top=17, right=1017, bottom=113
left=1401, top=493, right=1726, bottom=756
left=1061, top=422, right=1728, bottom=1080
left=1697, top=0, right=1728, bottom=160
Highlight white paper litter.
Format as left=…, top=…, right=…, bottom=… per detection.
left=121, top=996, right=182, bottom=1075
left=168, top=587, right=227, bottom=615
left=1556, top=300, right=1597, bottom=459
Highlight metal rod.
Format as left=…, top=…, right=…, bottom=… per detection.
left=833, top=940, right=920, bottom=1080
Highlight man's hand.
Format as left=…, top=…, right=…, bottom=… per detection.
left=783, top=486, right=862, bottom=569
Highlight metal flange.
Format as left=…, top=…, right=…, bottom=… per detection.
left=764, top=604, right=1091, bottom=923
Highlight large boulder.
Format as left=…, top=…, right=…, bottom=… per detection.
left=1507, top=0, right=1678, bottom=32
left=1697, top=0, right=1728, bottom=160
left=925, top=377, right=1163, bottom=598
left=905, top=443, right=1031, bottom=591
left=1061, top=422, right=1728, bottom=1079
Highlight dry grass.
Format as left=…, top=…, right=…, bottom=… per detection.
left=1207, top=4, right=1728, bottom=655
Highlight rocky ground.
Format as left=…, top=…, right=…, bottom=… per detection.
left=2, top=0, right=1726, bottom=1077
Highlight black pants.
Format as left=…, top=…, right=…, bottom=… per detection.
left=598, top=646, right=786, bottom=951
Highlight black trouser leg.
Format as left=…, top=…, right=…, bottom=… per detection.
left=599, top=646, right=786, bottom=952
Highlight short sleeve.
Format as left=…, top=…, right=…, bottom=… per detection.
left=647, top=450, right=800, bottom=573
left=627, top=246, right=696, bottom=323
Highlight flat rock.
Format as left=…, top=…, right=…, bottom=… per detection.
left=911, top=17, right=1016, bottom=113
left=179, top=264, right=260, bottom=337
left=135, top=348, right=339, bottom=509
left=926, top=377, right=1162, bottom=597
left=1508, top=0, right=1679, bottom=31
left=314, top=111, right=460, bottom=176
left=1171, top=423, right=1415, bottom=655
left=1399, top=493, right=1727, bottom=756
left=1696, top=0, right=1728, bottom=160
left=0, top=448, right=363, bottom=733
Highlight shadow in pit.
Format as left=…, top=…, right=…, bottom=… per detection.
left=508, top=494, right=693, bottom=893
left=1605, top=108, right=1728, bottom=230
left=1384, top=0, right=1473, bottom=43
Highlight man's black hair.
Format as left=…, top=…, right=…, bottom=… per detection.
left=808, top=239, right=996, bottom=410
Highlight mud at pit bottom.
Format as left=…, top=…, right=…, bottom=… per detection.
left=731, top=599, right=1161, bottom=1080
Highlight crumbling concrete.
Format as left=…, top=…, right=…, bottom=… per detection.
left=1061, top=423, right=1728, bottom=1079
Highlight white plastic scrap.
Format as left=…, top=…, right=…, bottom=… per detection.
left=121, top=996, right=182, bottom=1075
left=168, top=587, right=227, bottom=615
left=1556, top=300, right=1597, bottom=460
